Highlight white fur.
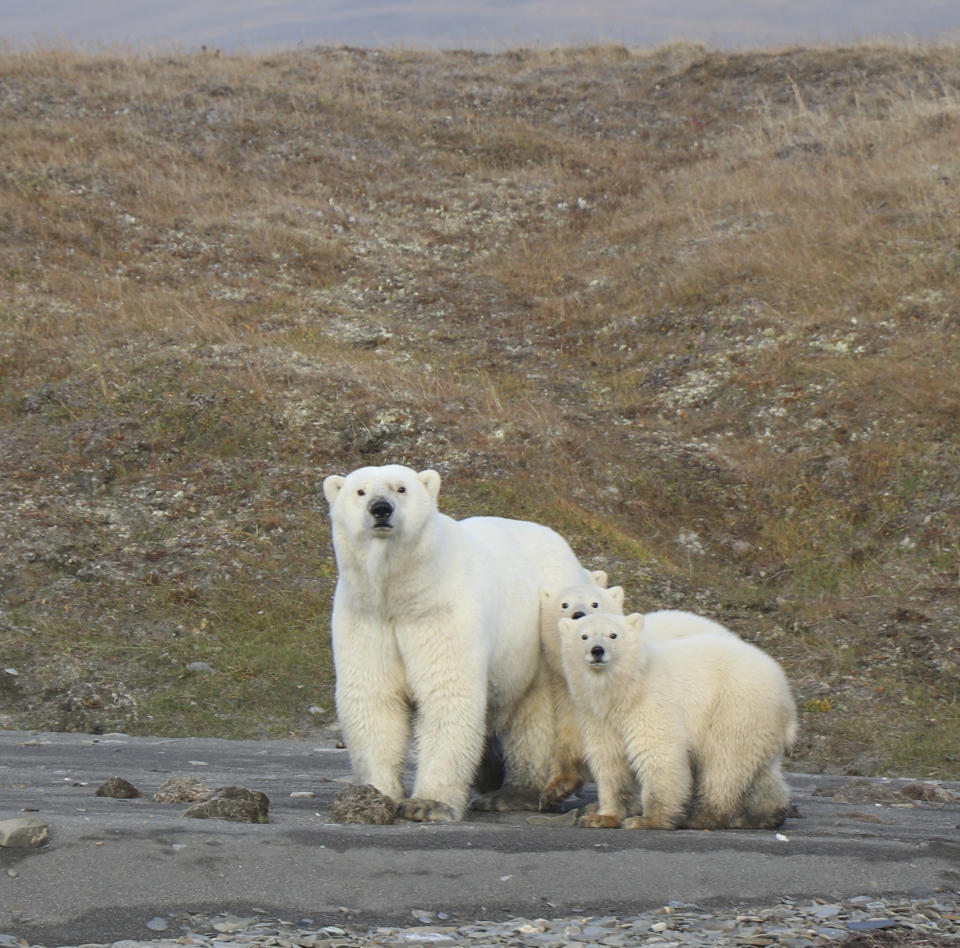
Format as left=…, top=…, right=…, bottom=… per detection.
left=640, top=609, right=738, bottom=642
left=560, top=612, right=796, bottom=830
left=323, top=464, right=590, bottom=821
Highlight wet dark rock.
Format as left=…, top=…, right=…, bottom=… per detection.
left=330, top=783, right=397, bottom=824
left=95, top=776, right=141, bottom=799
left=184, top=786, right=270, bottom=823
left=153, top=775, right=213, bottom=803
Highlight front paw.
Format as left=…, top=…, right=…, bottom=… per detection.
left=396, top=797, right=458, bottom=822
left=622, top=815, right=674, bottom=830
left=578, top=811, right=622, bottom=829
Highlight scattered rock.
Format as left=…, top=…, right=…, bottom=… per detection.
left=816, top=779, right=960, bottom=805
left=330, top=784, right=397, bottom=824
left=899, top=781, right=960, bottom=803
left=58, top=892, right=958, bottom=948
left=0, top=668, right=20, bottom=693
left=184, top=786, right=269, bottom=823
left=0, top=816, right=50, bottom=848
left=153, top=775, right=213, bottom=803
left=95, top=776, right=141, bottom=798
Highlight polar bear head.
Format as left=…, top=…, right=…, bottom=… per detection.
left=323, top=464, right=441, bottom=546
left=542, top=572, right=625, bottom=625
left=559, top=612, right=646, bottom=675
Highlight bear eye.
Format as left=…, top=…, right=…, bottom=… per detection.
left=609, top=632, right=618, bottom=639
left=561, top=602, right=570, bottom=610
left=356, top=489, right=365, bottom=497
left=397, top=486, right=406, bottom=493
left=591, top=601, right=600, bottom=609
left=581, top=633, right=588, bottom=641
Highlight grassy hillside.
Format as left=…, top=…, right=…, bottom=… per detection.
left=1, top=41, right=957, bottom=779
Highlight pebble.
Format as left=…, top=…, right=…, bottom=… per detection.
left=4, top=894, right=958, bottom=948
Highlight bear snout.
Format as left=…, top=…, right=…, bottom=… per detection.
left=589, top=644, right=606, bottom=663
left=571, top=610, right=586, bottom=620
left=368, top=498, right=395, bottom=526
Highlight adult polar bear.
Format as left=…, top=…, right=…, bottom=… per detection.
left=323, top=463, right=592, bottom=822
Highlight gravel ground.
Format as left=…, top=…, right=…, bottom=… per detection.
left=5, top=893, right=958, bottom=948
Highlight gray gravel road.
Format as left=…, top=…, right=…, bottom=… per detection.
left=1, top=730, right=958, bottom=946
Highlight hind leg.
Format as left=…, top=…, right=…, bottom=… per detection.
left=471, top=672, right=555, bottom=812
left=539, top=674, right=589, bottom=809
left=619, top=725, right=692, bottom=831
left=727, top=761, right=791, bottom=829
left=685, top=749, right=755, bottom=830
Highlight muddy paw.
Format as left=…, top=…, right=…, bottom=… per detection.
left=622, top=815, right=673, bottom=830
left=539, top=763, right=584, bottom=810
left=578, top=811, right=622, bottom=829
left=539, top=777, right=583, bottom=811
left=396, top=797, right=458, bottom=822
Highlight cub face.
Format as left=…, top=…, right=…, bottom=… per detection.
left=323, top=464, right=441, bottom=540
left=557, top=580, right=625, bottom=621
left=559, top=612, right=646, bottom=672
left=541, top=573, right=625, bottom=630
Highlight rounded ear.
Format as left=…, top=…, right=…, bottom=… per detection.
left=418, top=469, right=441, bottom=500
left=626, top=613, right=646, bottom=632
left=558, top=618, right=577, bottom=635
left=590, top=570, right=609, bottom=588
left=608, top=586, right=625, bottom=609
left=322, top=474, right=345, bottom=505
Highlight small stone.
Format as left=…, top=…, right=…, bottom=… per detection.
left=330, top=784, right=397, bottom=824
left=847, top=919, right=898, bottom=932
left=213, top=915, right=258, bottom=933
left=0, top=817, right=50, bottom=848
left=186, top=661, right=215, bottom=673
left=812, top=904, right=841, bottom=919
left=95, top=776, right=141, bottom=799
left=185, top=786, right=269, bottom=823
left=395, top=928, right=458, bottom=945
left=145, top=917, right=168, bottom=932
left=899, top=781, right=960, bottom=803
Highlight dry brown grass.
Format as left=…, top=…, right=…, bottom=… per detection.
left=0, top=41, right=958, bottom=777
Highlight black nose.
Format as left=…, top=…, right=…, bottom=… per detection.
left=572, top=610, right=586, bottom=620
left=369, top=499, right=394, bottom=521
left=590, top=645, right=605, bottom=660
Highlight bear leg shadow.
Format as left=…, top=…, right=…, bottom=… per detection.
left=470, top=787, right=542, bottom=812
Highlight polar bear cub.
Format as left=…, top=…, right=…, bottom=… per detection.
left=323, top=464, right=592, bottom=822
left=560, top=612, right=796, bottom=830
left=537, top=573, right=625, bottom=806
left=539, top=577, right=739, bottom=808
